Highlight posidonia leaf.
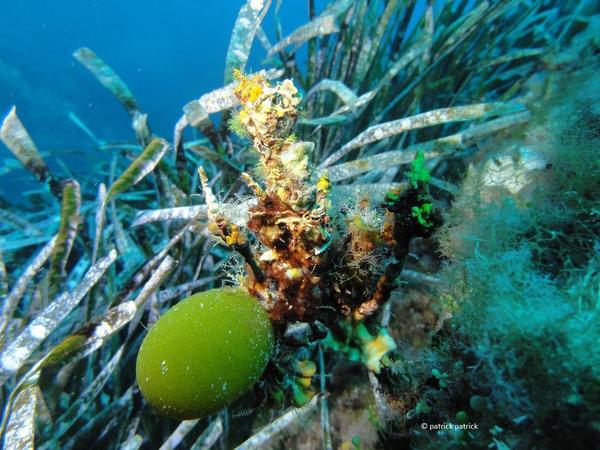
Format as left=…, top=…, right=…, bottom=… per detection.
left=39, top=301, right=136, bottom=370
left=374, top=37, right=430, bottom=92
left=0, top=106, right=52, bottom=184
left=120, top=435, right=143, bottom=450
left=224, top=0, right=272, bottom=83
left=0, top=250, right=117, bottom=385
left=266, top=9, right=341, bottom=57
left=2, top=381, right=38, bottom=450
left=319, top=102, right=524, bottom=168
left=352, top=0, right=400, bottom=85
left=183, top=86, right=238, bottom=126
left=49, top=180, right=81, bottom=290
left=190, top=418, right=223, bottom=450
left=109, top=196, right=131, bottom=256
left=256, top=26, right=272, bottom=51
left=429, top=177, right=459, bottom=194
left=435, top=1, right=492, bottom=57
left=132, top=255, right=176, bottom=309
left=306, top=79, right=358, bottom=105
left=304, top=36, right=429, bottom=128
left=483, top=48, right=545, bottom=67
left=326, top=111, right=531, bottom=182
left=0, top=253, right=7, bottom=298
left=61, top=387, right=133, bottom=450
left=131, top=198, right=256, bottom=227
left=318, top=346, right=332, bottom=450
left=0, top=300, right=135, bottom=442
left=0, top=235, right=55, bottom=252
left=73, top=48, right=139, bottom=116
left=73, top=47, right=151, bottom=143
left=117, top=212, right=204, bottom=304
left=107, top=138, right=169, bottom=201
left=330, top=183, right=407, bottom=211
left=327, top=148, right=440, bottom=183
left=0, top=236, right=59, bottom=341
left=67, top=111, right=102, bottom=146
left=91, top=183, right=107, bottom=264
left=186, top=144, right=243, bottom=173
left=157, top=277, right=214, bottom=304
left=119, top=434, right=144, bottom=450
left=299, top=115, right=348, bottom=126
left=0, top=209, right=43, bottom=236
left=53, top=346, right=125, bottom=440
left=322, top=0, right=355, bottom=19
left=159, top=419, right=200, bottom=450
left=235, top=395, right=320, bottom=450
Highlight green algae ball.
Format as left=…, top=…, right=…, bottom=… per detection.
left=136, top=287, right=273, bottom=420
left=456, top=410, right=469, bottom=425
left=469, top=395, right=487, bottom=412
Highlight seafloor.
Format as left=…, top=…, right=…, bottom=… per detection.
left=1, top=1, right=599, bottom=449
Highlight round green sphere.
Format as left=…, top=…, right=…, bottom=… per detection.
left=455, top=410, right=469, bottom=425
left=469, top=395, right=487, bottom=412
left=136, top=287, right=273, bottom=420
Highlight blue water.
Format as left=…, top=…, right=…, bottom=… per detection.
left=0, top=0, right=320, bottom=198
left=3, top=1, right=235, bottom=144
left=0, top=0, right=441, bottom=201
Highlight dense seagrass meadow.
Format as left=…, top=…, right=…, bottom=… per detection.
left=1, top=1, right=599, bottom=449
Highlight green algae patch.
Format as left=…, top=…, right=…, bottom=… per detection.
left=136, top=288, right=273, bottom=420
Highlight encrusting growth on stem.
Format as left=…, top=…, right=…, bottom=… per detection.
left=200, top=71, right=438, bottom=330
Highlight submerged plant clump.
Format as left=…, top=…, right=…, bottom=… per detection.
left=202, top=70, right=436, bottom=327
left=0, top=0, right=598, bottom=449
left=418, top=60, right=600, bottom=450
left=181, top=71, right=428, bottom=417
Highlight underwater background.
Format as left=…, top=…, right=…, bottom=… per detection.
left=0, top=0, right=320, bottom=198
left=0, top=0, right=599, bottom=449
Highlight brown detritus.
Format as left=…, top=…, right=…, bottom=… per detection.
left=388, top=289, right=439, bottom=349
left=240, top=172, right=264, bottom=198
left=228, top=72, right=334, bottom=322
left=245, top=192, right=330, bottom=322
left=382, top=210, right=396, bottom=246
left=353, top=262, right=403, bottom=321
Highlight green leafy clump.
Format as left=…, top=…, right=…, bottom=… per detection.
left=427, top=234, right=600, bottom=448
left=422, top=64, right=600, bottom=449
left=228, top=112, right=250, bottom=138
left=406, top=150, right=434, bottom=228
left=407, top=150, right=431, bottom=189
left=411, top=202, right=433, bottom=228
